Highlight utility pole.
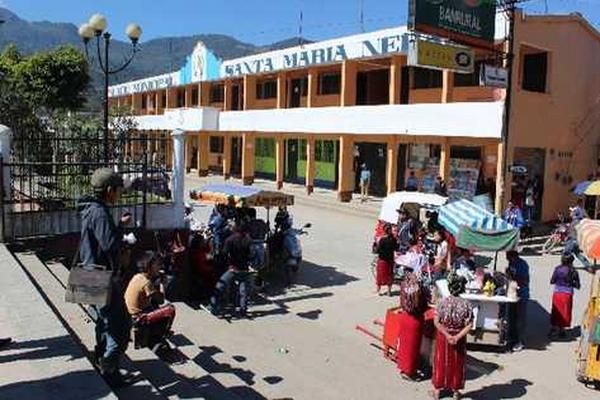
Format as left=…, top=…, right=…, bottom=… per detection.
left=496, top=1, right=517, bottom=215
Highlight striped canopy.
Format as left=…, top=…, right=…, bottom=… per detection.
left=576, top=219, right=600, bottom=260
left=438, top=199, right=513, bottom=236
left=438, top=199, right=518, bottom=251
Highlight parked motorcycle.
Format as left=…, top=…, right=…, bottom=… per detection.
left=267, top=222, right=311, bottom=286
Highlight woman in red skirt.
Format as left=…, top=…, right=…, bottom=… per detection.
left=397, top=272, right=425, bottom=380
left=432, top=273, right=473, bottom=400
left=375, top=224, right=397, bottom=296
left=549, top=254, right=581, bottom=338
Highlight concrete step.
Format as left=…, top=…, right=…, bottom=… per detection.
left=13, top=252, right=165, bottom=400
left=0, top=247, right=118, bottom=400
left=43, top=258, right=252, bottom=400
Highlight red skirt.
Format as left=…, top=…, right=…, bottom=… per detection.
left=551, top=292, right=573, bottom=328
left=432, top=330, right=467, bottom=391
left=397, top=312, right=423, bottom=377
left=376, top=258, right=393, bottom=286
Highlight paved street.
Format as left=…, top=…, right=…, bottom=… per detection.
left=184, top=175, right=595, bottom=400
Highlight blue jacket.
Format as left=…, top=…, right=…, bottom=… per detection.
left=78, top=197, right=122, bottom=271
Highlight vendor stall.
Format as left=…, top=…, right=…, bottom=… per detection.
left=438, top=199, right=520, bottom=348
left=190, top=183, right=294, bottom=208
left=575, top=219, right=600, bottom=389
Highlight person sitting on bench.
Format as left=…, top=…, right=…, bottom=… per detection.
left=125, top=253, right=176, bottom=351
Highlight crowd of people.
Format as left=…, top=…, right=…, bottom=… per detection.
left=370, top=198, right=589, bottom=399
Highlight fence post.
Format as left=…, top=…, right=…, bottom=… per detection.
left=171, top=129, right=186, bottom=229
left=0, top=125, right=13, bottom=242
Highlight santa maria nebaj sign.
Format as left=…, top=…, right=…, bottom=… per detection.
left=408, top=0, right=497, bottom=47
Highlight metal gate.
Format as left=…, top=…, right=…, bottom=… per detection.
left=0, top=124, right=172, bottom=240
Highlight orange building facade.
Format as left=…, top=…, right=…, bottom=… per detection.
left=109, top=12, right=600, bottom=221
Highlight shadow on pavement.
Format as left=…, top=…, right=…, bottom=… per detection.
left=465, top=355, right=501, bottom=380
left=0, top=370, right=113, bottom=400
left=0, top=335, right=85, bottom=364
left=525, top=300, right=551, bottom=351
left=462, top=378, right=533, bottom=399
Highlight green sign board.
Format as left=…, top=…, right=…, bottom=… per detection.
left=409, top=0, right=497, bottom=47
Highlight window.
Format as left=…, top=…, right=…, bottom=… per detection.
left=161, top=92, right=166, bottom=108
left=210, top=84, right=224, bottom=103
left=191, top=87, right=199, bottom=106
left=412, top=67, right=442, bottom=89
left=522, top=52, right=548, bottom=93
left=318, top=73, right=341, bottom=95
left=176, top=89, right=185, bottom=108
left=451, top=146, right=482, bottom=160
left=454, top=61, right=483, bottom=87
left=256, top=80, right=277, bottom=99
left=141, top=94, right=147, bottom=109
left=315, top=140, right=336, bottom=163
left=255, top=138, right=275, bottom=157
left=209, top=136, right=224, bottom=153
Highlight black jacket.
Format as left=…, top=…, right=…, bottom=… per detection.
left=78, top=197, right=122, bottom=271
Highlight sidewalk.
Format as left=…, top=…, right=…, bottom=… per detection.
left=0, top=244, right=116, bottom=400
left=185, top=172, right=382, bottom=220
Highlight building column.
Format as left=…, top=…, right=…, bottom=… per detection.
left=185, top=133, right=194, bottom=172
left=224, top=80, right=233, bottom=111
left=222, top=134, right=231, bottom=179
left=495, top=142, right=506, bottom=215
left=166, top=88, right=177, bottom=109
left=199, top=82, right=210, bottom=106
left=389, top=55, right=402, bottom=105
left=275, top=134, right=285, bottom=189
left=132, top=93, right=143, bottom=114
left=307, top=69, right=318, bottom=108
left=242, top=132, right=255, bottom=185
left=341, top=60, right=358, bottom=106
left=306, top=135, right=316, bottom=194
left=197, top=133, right=209, bottom=177
left=338, top=134, right=355, bottom=202
left=185, top=86, right=193, bottom=108
left=439, top=139, right=451, bottom=182
left=243, top=75, right=257, bottom=110
left=442, top=70, right=454, bottom=103
left=386, top=137, right=398, bottom=195
left=277, top=72, right=287, bottom=109
left=170, top=129, right=186, bottom=228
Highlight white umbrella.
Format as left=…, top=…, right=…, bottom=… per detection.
left=378, top=191, right=448, bottom=224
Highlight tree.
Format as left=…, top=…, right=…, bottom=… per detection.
left=11, top=45, right=90, bottom=110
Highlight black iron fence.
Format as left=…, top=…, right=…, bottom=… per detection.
left=1, top=126, right=173, bottom=240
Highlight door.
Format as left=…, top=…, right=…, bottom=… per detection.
left=396, top=144, right=408, bottom=191
left=290, top=79, right=302, bottom=108
left=230, top=137, right=243, bottom=177
left=355, top=142, right=388, bottom=197
left=285, top=139, right=299, bottom=183
left=231, top=85, right=240, bottom=110
left=356, top=72, right=368, bottom=105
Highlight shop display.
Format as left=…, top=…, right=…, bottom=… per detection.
left=448, top=159, right=481, bottom=200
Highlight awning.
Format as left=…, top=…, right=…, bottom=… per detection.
left=190, top=183, right=294, bottom=208
left=585, top=181, right=600, bottom=196
left=438, top=199, right=519, bottom=251
left=379, top=191, right=447, bottom=224
left=573, top=181, right=592, bottom=196
left=576, top=219, right=600, bottom=260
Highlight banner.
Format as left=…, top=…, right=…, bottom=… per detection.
left=408, top=38, right=474, bottom=73
left=408, top=0, right=497, bottom=47
left=479, top=64, right=508, bottom=87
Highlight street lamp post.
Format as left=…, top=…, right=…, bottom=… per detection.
left=78, top=14, right=142, bottom=163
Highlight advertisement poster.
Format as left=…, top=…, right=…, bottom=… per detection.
left=448, top=159, right=480, bottom=199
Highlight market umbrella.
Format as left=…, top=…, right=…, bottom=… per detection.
left=576, top=218, right=600, bottom=260
left=438, top=199, right=519, bottom=252
left=190, top=183, right=294, bottom=208
left=584, top=181, right=600, bottom=196
left=573, top=181, right=593, bottom=196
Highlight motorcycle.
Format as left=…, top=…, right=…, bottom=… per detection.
left=542, top=221, right=570, bottom=254
left=266, top=222, right=311, bottom=286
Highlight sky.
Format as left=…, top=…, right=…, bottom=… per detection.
left=2, top=0, right=599, bottom=44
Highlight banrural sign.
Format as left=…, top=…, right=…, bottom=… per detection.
left=221, top=27, right=409, bottom=78
left=408, top=0, right=497, bottom=47
left=408, top=38, right=474, bottom=73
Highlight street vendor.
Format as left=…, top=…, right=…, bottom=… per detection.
left=431, top=229, right=451, bottom=279
left=375, top=224, right=397, bottom=296
left=506, top=250, right=530, bottom=352
left=397, top=208, right=418, bottom=253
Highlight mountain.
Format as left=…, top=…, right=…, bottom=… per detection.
left=0, top=7, right=312, bottom=89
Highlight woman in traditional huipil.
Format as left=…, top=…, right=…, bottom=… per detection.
left=431, top=274, right=473, bottom=400
left=397, top=272, right=425, bottom=380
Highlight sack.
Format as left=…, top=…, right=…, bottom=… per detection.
left=65, top=264, right=113, bottom=306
